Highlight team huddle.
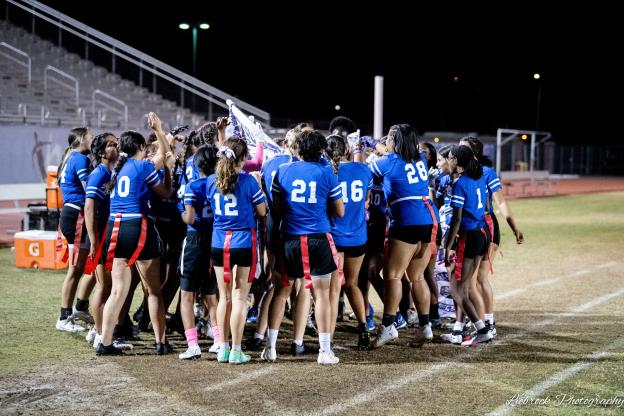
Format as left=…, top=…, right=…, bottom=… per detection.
left=54, top=113, right=523, bottom=365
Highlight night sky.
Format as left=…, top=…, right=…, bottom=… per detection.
left=10, top=1, right=621, bottom=143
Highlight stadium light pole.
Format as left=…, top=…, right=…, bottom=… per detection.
left=534, top=73, right=542, bottom=130
left=179, top=22, right=210, bottom=113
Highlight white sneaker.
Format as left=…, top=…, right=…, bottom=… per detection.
left=422, top=323, right=433, bottom=340
left=317, top=350, right=339, bottom=365
left=85, top=327, right=97, bottom=343
left=56, top=318, right=85, bottom=333
left=72, top=308, right=94, bottom=325
left=113, top=340, right=134, bottom=350
left=406, top=309, right=418, bottom=327
left=440, top=333, right=462, bottom=345
left=373, top=324, right=399, bottom=348
left=179, top=345, right=202, bottom=360
left=209, top=343, right=220, bottom=354
left=475, top=330, right=493, bottom=344
left=93, top=333, right=102, bottom=349
left=260, top=347, right=277, bottom=362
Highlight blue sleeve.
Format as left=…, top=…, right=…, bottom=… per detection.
left=76, top=155, right=90, bottom=182
left=248, top=175, right=266, bottom=206
left=271, top=168, right=283, bottom=195
left=85, top=170, right=105, bottom=201
left=487, top=169, right=502, bottom=193
left=143, top=161, right=161, bottom=188
left=327, top=170, right=342, bottom=202
left=365, top=168, right=373, bottom=190
left=451, top=180, right=466, bottom=208
left=370, top=156, right=388, bottom=179
left=184, top=180, right=200, bottom=206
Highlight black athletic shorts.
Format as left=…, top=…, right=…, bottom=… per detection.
left=179, top=231, right=217, bottom=294
left=366, top=217, right=386, bottom=255
left=155, top=215, right=186, bottom=263
left=388, top=224, right=433, bottom=245
left=103, top=217, right=163, bottom=261
left=436, top=225, right=442, bottom=247
left=336, top=244, right=367, bottom=258
left=452, top=228, right=488, bottom=260
left=60, top=204, right=87, bottom=245
left=211, top=247, right=253, bottom=268
left=485, top=212, right=501, bottom=246
left=281, top=233, right=337, bottom=278
left=265, top=211, right=281, bottom=253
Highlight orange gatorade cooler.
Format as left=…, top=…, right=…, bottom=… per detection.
left=46, top=165, right=63, bottom=209
left=14, top=230, right=67, bottom=270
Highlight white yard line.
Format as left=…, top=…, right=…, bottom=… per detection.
left=487, top=337, right=624, bottom=416
left=306, top=287, right=624, bottom=416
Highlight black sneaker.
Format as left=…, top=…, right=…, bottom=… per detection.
left=155, top=340, right=174, bottom=355
left=358, top=330, right=371, bottom=350
left=245, top=337, right=264, bottom=351
left=96, top=343, right=124, bottom=356
left=337, top=301, right=345, bottom=322
left=291, top=341, right=306, bottom=356
left=133, top=305, right=144, bottom=323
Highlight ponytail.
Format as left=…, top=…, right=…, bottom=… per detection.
left=460, top=136, right=493, bottom=168
left=451, top=145, right=482, bottom=180
left=326, top=134, right=347, bottom=174
left=216, top=138, right=248, bottom=194
left=106, top=130, right=146, bottom=194
left=58, top=126, right=89, bottom=178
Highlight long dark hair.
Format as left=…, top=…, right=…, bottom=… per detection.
left=438, top=144, right=452, bottom=158
left=57, top=127, right=89, bottom=177
left=326, top=134, right=347, bottom=174
left=195, top=144, right=218, bottom=177
left=216, top=138, right=248, bottom=194
left=420, top=142, right=437, bottom=169
left=460, top=136, right=493, bottom=167
left=329, top=116, right=357, bottom=138
left=389, top=124, right=420, bottom=162
left=106, top=131, right=146, bottom=193
left=90, top=132, right=115, bottom=165
left=297, top=130, right=327, bottom=163
left=451, top=145, right=482, bottom=180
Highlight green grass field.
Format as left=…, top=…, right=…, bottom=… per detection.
left=1, top=192, right=623, bottom=415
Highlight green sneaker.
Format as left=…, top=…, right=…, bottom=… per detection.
left=217, top=348, right=230, bottom=363
left=228, top=350, right=251, bottom=364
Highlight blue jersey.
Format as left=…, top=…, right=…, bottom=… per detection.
left=85, top=163, right=112, bottom=224
left=109, top=159, right=161, bottom=220
left=482, top=165, right=502, bottom=213
left=331, top=162, right=373, bottom=246
left=261, top=154, right=296, bottom=207
left=450, top=175, right=487, bottom=231
left=59, top=151, right=90, bottom=205
left=206, top=172, right=265, bottom=249
left=271, top=161, right=342, bottom=235
left=183, top=177, right=213, bottom=236
left=370, top=152, right=434, bottom=228
left=368, top=176, right=387, bottom=222
left=151, top=168, right=179, bottom=222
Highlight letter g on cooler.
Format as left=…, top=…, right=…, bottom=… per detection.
left=28, top=242, right=41, bottom=257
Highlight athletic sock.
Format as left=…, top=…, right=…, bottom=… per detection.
left=254, top=332, right=264, bottom=340
left=453, top=320, right=464, bottom=332
left=221, top=341, right=230, bottom=350
left=268, top=329, right=279, bottom=349
left=212, top=325, right=221, bottom=344
left=418, top=314, right=430, bottom=327
left=430, top=304, right=440, bottom=320
left=475, top=320, right=486, bottom=331
left=232, top=344, right=241, bottom=352
left=75, top=298, right=89, bottom=312
left=484, top=313, right=494, bottom=324
left=294, top=339, right=303, bottom=347
left=185, top=328, right=198, bottom=348
left=319, top=332, right=331, bottom=353
left=382, top=314, right=395, bottom=327
left=60, top=307, right=73, bottom=320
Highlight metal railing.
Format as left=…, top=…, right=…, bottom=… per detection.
left=92, top=89, right=127, bottom=129
left=0, top=41, right=31, bottom=83
left=43, top=65, right=79, bottom=107
left=6, top=0, right=271, bottom=126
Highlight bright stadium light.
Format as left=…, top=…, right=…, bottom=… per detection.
left=521, top=134, right=528, bottom=140
left=199, top=23, right=210, bottom=30
left=453, top=76, right=459, bottom=82
left=179, top=23, right=190, bottom=30
left=533, top=73, right=541, bottom=80
left=335, top=105, right=341, bottom=111
left=434, top=137, right=440, bottom=143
